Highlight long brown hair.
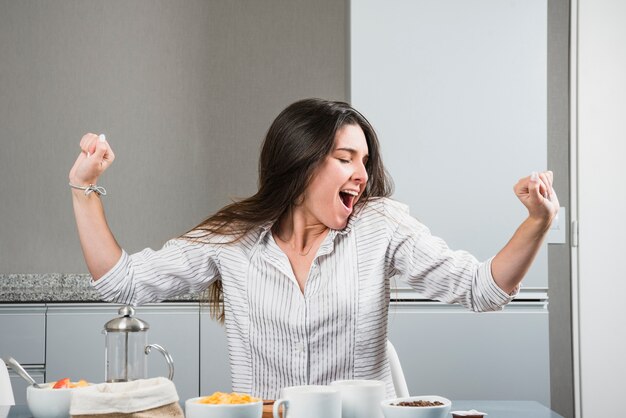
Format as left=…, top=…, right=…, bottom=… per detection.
left=183, top=98, right=393, bottom=321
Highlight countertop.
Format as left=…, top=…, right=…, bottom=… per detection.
left=0, top=274, right=546, bottom=304
left=2, top=400, right=564, bottom=418
left=0, top=274, right=199, bottom=303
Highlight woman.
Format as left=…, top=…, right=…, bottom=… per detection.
left=69, top=98, right=559, bottom=399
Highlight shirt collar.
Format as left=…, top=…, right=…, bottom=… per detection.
left=257, top=222, right=274, bottom=244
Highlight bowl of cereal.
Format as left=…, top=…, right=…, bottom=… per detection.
left=185, top=391, right=263, bottom=418
left=380, top=395, right=451, bottom=418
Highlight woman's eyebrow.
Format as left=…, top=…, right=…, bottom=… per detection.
left=334, top=147, right=369, bottom=158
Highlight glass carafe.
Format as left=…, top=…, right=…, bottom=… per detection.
left=103, top=306, right=174, bottom=382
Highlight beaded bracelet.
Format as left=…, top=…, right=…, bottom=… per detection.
left=68, top=182, right=107, bottom=196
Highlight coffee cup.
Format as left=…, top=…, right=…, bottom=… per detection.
left=330, top=379, right=386, bottom=418
left=273, top=385, right=341, bottom=418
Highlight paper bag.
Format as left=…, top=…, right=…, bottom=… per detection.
left=70, top=377, right=183, bottom=418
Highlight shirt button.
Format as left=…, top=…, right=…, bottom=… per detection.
left=295, top=342, right=305, bottom=353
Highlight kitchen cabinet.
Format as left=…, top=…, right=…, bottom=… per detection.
left=0, top=304, right=46, bottom=365
left=45, top=303, right=200, bottom=402
left=1, top=299, right=549, bottom=405
left=199, top=307, right=231, bottom=394
left=0, top=304, right=46, bottom=404
left=388, top=301, right=550, bottom=406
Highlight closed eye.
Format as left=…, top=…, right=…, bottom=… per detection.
left=334, top=147, right=368, bottom=166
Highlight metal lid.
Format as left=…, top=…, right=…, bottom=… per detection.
left=104, top=306, right=150, bottom=332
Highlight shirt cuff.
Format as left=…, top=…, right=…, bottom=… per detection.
left=482, top=257, right=519, bottom=306
left=90, top=250, right=129, bottom=293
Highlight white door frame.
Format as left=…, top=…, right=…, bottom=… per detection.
left=569, top=1, right=581, bottom=417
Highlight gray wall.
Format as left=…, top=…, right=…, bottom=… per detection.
left=0, top=0, right=347, bottom=272
left=547, top=1, right=573, bottom=417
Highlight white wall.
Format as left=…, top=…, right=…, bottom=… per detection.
left=577, top=0, right=626, bottom=416
left=351, top=0, right=548, bottom=288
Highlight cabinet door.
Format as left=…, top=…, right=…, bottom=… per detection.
left=46, top=303, right=200, bottom=401
left=387, top=302, right=550, bottom=406
left=138, top=303, right=200, bottom=401
left=199, top=308, right=230, bottom=395
left=46, top=304, right=109, bottom=385
left=0, top=304, right=46, bottom=365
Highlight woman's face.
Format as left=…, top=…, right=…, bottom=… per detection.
left=299, top=123, right=369, bottom=230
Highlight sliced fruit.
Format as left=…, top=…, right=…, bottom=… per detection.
left=52, top=377, right=70, bottom=389
left=71, top=379, right=89, bottom=388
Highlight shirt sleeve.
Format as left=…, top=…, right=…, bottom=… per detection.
left=91, top=238, right=220, bottom=306
left=384, top=200, right=516, bottom=312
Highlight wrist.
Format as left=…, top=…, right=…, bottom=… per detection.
left=525, top=215, right=552, bottom=235
left=69, top=182, right=107, bottom=197
left=69, top=174, right=98, bottom=185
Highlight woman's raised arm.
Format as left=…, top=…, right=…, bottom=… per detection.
left=69, top=133, right=122, bottom=280
left=491, top=171, right=560, bottom=294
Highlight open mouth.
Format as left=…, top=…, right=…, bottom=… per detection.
left=339, top=190, right=358, bottom=210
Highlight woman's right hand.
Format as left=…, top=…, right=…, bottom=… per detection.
left=68, top=133, right=122, bottom=280
left=69, top=133, right=115, bottom=185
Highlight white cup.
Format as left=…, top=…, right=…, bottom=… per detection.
left=273, top=385, right=341, bottom=418
left=330, top=380, right=386, bottom=418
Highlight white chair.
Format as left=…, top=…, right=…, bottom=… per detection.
left=386, top=340, right=410, bottom=397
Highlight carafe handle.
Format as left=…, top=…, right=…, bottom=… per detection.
left=145, top=344, right=174, bottom=380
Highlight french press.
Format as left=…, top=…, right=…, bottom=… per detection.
left=103, top=306, right=174, bottom=382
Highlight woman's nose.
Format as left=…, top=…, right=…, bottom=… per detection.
left=353, top=162, right=368, bottom=184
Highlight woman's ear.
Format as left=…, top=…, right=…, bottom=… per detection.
left=294, top=194, right=304, bottom=206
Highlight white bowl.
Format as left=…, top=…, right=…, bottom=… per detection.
left=26, top=383, right=73, bottom=418
left=185, top=397, right=263, bottom=418
left=380, top=395, right=451, bottom=418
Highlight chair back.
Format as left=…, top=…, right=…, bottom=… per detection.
left=386, top=340, right=409, bottom=397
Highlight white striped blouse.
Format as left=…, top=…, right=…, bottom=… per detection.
left=92, top=198, right=516, bottom=399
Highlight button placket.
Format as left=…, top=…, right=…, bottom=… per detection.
left=303, top=259, right=322, bottom=299
left=291, top=304, right=309, bottom=385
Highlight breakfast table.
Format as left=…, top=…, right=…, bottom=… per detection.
left=446, top=401, right=564, bottom=417
left=2, top=400, right=564, bottom=418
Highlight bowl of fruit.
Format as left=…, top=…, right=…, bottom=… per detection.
left=26, top=377, right=90, bottom=418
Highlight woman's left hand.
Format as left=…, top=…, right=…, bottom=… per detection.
left=514, top=170, right=560, bottom=225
